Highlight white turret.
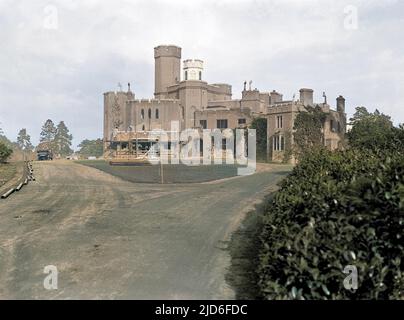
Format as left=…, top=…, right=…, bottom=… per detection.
left=183, top=59, right=203, bottom=81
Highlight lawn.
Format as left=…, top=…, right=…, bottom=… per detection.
left=77, top=160, right=241, bottom=183
left=0, top=162, right=17, bottom=188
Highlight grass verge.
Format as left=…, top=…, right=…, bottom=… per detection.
left=225, top=194, right=274, bottom=299
left=76, top=160, right=240, bottom=183
left=0, top=162, right=17, bottom=189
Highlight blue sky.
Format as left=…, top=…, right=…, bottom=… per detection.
left=0, top=0, right=403, bottom=148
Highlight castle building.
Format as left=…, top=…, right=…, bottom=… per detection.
left=267, top=89, right=346, bottom=162
left=103, top=45, right=346, bottom=163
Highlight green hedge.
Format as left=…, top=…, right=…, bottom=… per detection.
left=258, top=147, right=404, bottom=299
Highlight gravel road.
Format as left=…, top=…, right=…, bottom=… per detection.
left=0, top=160, right=290, bottom=299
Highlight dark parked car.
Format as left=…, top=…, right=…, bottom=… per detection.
left=37, top=150, right=53, bottom=161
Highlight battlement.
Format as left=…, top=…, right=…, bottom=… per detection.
left=183, top=59, right=203, bottom=70
left=154, top=45, right=182, bottom=58
left=183, top=59, right=204, bottom=81
left=103, top=91, right=130, bottom=97
left=127, top=98, right=180, bottom=106
left=208, top=83, right=232, bottom=95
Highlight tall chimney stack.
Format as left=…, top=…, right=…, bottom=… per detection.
left=299, top=88, right=314, bottom=106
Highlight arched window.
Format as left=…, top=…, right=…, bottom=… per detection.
left=148, top=108, right=151, bottom=119
left=185, top=71, right=188, bottom=80
left=273, top=135, right=285, bottom=151
left=199, top=71, right=202, bottom=80
left=155, top=109, right=159, bottom=119
left=142, top=125, right=145, bottom=131
left=141, top=109, right=144, bottom=119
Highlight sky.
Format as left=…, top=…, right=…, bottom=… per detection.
left=0, top=0, right=403, bottom=149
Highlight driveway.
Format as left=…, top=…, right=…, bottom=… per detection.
left=0, top=160, right=290, bottom=299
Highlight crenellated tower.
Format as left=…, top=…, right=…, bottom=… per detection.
left=154, top=45, right=182, bottom=99
left=183, top=59, right=203, bottom=81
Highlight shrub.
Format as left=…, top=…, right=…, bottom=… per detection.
left=0, top=142, right=13, bottom=162
left=258, top=147, right=404, bottom=299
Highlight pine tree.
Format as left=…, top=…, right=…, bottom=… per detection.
left=17, top=128, right=33, bottom=151
left=54, top=121, right=73, bottom=157
left=40, top=119, right=57, bottom=145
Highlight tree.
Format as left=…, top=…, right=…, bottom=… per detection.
left=0, top=134, right=12, bottom=147
left=293, top=105, right=327, bottom=159
left=0, top=142, right=12, bottom=162
left=54, top=121, right=73, bottom=157
left=40, top=119, right=57, bottom=147
left=391, top=123, right=404, bottom=151
left=0, top=128, right=18, bottom=153
left=77, top=139, right=104, bottom=158
left=348, top=107, right=395, bottom=151
left=17, top=128, right=33, bottom=152
left=0, top=124, right=16, bottom=162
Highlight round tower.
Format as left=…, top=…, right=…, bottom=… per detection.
left=183, top=59, right=204, bottom=81
left=154, top=45, right=182, bottom=98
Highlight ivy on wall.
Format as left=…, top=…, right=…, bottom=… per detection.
left=250, top=117, right=268, bottom=161
left=293, top=105, right=327, bottom=160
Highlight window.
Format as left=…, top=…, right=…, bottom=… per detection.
left=142, top=125, right=145, bottom=131
left=200, top=120, right=207, bottom=129
left=238, top=118, right=246, bottom=125
left=185, top=71, right=188, bottom=80
left=337, top=121, right=341, bottom=133
left=217, top=119, right=228, bottom=129
left=148, top=108, right=152, bottom=119
left=141, top=109, right=144, bottom=119
left=222, top=138, right=227, bottom=150
left=156, top=109, right=159, bottom=119
left=199, top=71, right=202, bottom=80
left=273, top=135, right=285, bottom=151
left=276, top=115, right=283, bottom=129
left=330, top=120, right=335, bottom=132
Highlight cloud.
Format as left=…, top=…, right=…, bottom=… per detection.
left=0, top=0, right=403, bottom=148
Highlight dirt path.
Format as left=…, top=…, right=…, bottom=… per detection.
left=0, top=160, right=290, bottom=299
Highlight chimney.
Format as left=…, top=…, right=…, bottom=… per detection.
left=270, top=90, right=283, bottom=104
left=299, top=88, right=314, bottom=106
left=337, top=95, right=345, bottom=113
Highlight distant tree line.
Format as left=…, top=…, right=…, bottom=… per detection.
left=1, top=119, right=104, bottom=161
left=39, top=119, right=73, bottom=157
left=77, top=139, right=104, bottom=158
